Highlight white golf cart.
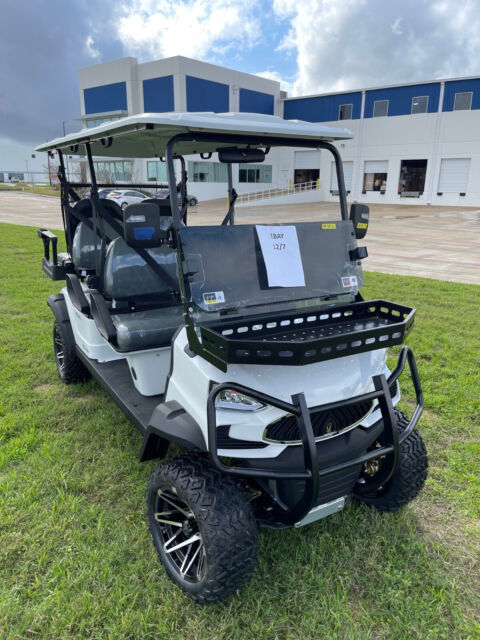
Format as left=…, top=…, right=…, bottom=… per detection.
left=36, top=112, right=427, bottom=603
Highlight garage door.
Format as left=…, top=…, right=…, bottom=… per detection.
left=364, top=160, right=388, bottom=174
left=331, top=161, right=353, bottom=191
left=295, top=151, right=321, bottom=169
left=438, top=158, right=470, bottom=193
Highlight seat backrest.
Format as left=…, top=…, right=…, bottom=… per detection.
left=70, top=199, right=123, bottom=270
left=103, top=237, right=179, bottom=301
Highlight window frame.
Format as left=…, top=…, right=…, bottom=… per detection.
left=453, top=91, right=473, bottom=111
left=373, top=99, right=389, bottom=117
left=238, top=163, right=273, bottom=184
left=338, top=103, right=353, bottom=120
left=411, top=95, right=429, bottom=114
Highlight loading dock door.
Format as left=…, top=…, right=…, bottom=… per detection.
left=438, top=158, right=470, bottom=193
left=399, top=159, right=428, bottom=197
left=294, top=151, right=320, bottom=185
left=331, top=161, right=353, bottom=193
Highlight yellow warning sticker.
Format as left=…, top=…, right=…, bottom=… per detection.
left=321, top=223, right=336, bottom=230
left=357, top=222, right=368, bottom=229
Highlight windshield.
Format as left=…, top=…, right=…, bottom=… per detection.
left=179, top=220, right=363, bottom=324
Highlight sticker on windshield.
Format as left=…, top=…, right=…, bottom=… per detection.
left=342, top=276, right=358, bottom=289
left=203, top=291, right=225, bottom=305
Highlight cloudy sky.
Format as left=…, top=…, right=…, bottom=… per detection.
left=2, top=0, right=480, bottom=170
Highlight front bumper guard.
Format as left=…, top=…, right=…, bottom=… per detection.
left=207, top=345, right=423, bottom=525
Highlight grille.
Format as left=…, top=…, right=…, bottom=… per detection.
left=217, top=425, right=268, bottom=450
left=264, top=399, right=373, bottom=444
left=389, top=379, right=399, bottom=398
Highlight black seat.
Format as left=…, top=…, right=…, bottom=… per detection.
left=70, top=199, right=122, bottom=271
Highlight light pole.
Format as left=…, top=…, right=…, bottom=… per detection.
left=62, top=121, right=67, bottom=136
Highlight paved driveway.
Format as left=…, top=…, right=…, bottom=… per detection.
left=1, top=191, right=479, bottom=285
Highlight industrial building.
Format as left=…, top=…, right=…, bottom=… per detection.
left=77, top=55, right=480, bottom=206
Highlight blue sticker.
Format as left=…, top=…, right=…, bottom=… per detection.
left=134, top=226, right=155, bottom=240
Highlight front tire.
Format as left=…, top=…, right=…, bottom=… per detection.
left=146, top=453, right=258, bottom=603
left=53, top=321, right=90, bottom=384
left=353, top=410, right=428, bottom=512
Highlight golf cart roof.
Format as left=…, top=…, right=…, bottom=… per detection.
left=35, top=112, right=353, bottom=158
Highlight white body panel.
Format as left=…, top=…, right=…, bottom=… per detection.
left=166, top=328, right=397, bottom=459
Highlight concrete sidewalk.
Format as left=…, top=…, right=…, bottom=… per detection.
left=1, top=191, right=479, bottom=285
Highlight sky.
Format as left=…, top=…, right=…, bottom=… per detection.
left=2, top=0, right=480, bottom=171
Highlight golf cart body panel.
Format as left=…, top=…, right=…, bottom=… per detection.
left=36, top=111, right=426, bottom=599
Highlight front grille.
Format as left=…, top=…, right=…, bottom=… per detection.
left=217, top=425, right=268, bottom=450
left=264, top=399, right=373, bottom=444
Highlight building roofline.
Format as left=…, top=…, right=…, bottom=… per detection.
left=284, top=74, right=480, bottom=102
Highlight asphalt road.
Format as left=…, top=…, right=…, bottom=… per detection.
left=1, top=190, right=479, bottom=285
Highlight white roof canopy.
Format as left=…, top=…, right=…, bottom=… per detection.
left=35, top=112, right=354, bottom=158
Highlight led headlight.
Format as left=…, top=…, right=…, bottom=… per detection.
left=215, top=389, right=264, bottom=411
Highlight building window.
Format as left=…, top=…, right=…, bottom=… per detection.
left=188, top=161, right=228, bottom=183
left=86, top=116, right=121, bottom=129
left=373, top=100, right=389, bottom=117
left=93, top=161, right=132, bottom=182
left=238, top=164, right=272, bottom=183
left=338, top=104, right=353, bottom=120
left=147, top=161, right=168, bottom=182
left=453, top=92, right=472, bottom=111
left=411, top=96, right=428, bottom=114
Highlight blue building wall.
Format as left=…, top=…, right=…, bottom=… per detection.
left=442, top=78, right=480, bottom=111
left=84, top=82, right=128, bottom=114
left=143, top=75, right=174, bottom=112
left=364, top=83, right=440, bottom=118
left=239, top=88, right=274, bottom=115
left=186, top=76, right=229, bottom=112
left=283, top=92, right=362, bottom=122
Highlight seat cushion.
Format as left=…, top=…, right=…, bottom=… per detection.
left=111, top=305, right=184, bottom=350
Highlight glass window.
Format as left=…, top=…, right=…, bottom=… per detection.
left=373, top=100, right=388, bottom=117
left=238, top=164, right=272, bottom=183
left=338, top=104, right=353, bottom=120
left=454, top=92, right=472, bottom=111
left=93, top=160, right=132, bottom=182
left=147, top=161, right=168, bottom=182
left=411, top=96, right=428, bottom=114
left=187, top=161, right=228, bottom=183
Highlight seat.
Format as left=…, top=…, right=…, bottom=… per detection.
left=93, top=235, right=182, bottom=350
left=70, top=199, right=122, bottom=271
left=111, top=306, right=184, bottom=350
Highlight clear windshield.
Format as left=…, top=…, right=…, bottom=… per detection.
left=179, top=220, right=363, bottom=324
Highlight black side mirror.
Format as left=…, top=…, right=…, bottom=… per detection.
left=123, top=203, right=166, bottom=248
left=349, top=203, right=369, bottom=239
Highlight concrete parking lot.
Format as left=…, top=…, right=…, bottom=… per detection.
left=1, top=190, right=479, bottom=284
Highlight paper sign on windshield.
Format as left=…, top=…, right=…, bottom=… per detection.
left=256, top=225, right=306, bottom=288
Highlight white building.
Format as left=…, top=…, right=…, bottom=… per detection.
left=77, top=56, right=480, bottom=206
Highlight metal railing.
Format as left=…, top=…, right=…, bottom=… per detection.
left=236, top=179, right=320, bottom=204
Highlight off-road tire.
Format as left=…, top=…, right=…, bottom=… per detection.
left=353, top=410, right=428, bottom=512
left=53, top=320, right=91, bottom=384
left=146, top=453, right=258, bottom=603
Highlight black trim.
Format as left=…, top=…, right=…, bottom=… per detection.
left=142, top=400, right=207, bottom=457
left=89, top=291, right=117, bottom=343
left=66, top=274, right=90, bottom=316
left=47, top=293, right=69, bottom=323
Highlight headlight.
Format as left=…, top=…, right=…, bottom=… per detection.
left=215, top=389, right=265, bottom=411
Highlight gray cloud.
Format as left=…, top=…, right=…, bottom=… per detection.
left=0, top=0, right=124, bottom=149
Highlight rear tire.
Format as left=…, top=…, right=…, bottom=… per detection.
left=146, top=453, right=258, bottom=603
left=53, top=321, right=90, bottom=384
left=353, top=410, right=428, bottom=512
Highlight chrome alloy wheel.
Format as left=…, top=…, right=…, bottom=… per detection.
left=154, top=488, right=206, bottom=582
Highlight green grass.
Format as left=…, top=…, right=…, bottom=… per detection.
left=0, top=222, right=479, bottom=639
left=0, top=183, right=60, bottom=197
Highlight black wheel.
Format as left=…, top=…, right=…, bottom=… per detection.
left=353, top=410, right=428, bottom=512
left=53, top=321, right=90, bottom=384
left=188, top=197, right=198, bottom=206
left=146, top=453, right=258, bottom=603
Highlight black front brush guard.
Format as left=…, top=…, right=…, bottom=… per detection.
left=206, top=345, right=423, bottom=526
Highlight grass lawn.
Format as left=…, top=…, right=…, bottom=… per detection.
left=0, top=221, right=479, bottom=639
left=0, top=183, right=60, bottom=197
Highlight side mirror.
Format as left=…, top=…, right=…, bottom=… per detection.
left=349, top=203, right=369, bottom=239
left=218, top=147, right=265, bottom=163
left=123, top=203, right=166, bottom=248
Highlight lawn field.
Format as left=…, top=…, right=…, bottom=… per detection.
left=0, top=222, right=479, bottom=639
